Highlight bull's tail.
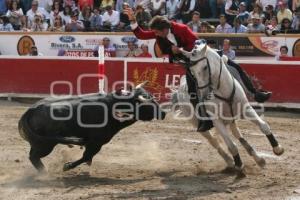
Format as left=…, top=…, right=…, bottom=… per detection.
left=18, top=109, right=85, bottom=145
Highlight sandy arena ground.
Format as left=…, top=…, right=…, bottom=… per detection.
left=0, top=100, right=299, bottom=200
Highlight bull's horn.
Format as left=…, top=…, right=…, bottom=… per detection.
left=138, top=95, right=152, bottom=102
left=135, top=81, right=148, bottom=89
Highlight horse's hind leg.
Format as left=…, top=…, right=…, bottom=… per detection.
left=29, top=144, right=55, bottom=172
left=201, top=131, right=234, bottom=168
left=230, top=122, right=266, bottom=168
left=245, top=106, right=284, bottom=156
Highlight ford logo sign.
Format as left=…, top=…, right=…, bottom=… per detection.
left=59, top=36, right=76, bottom=43
left=121, top=36, right=138, bottom=44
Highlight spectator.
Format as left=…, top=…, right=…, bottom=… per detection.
left=26, top=0, right=50, bottom=28
left=28, top=45, right=43, bottom=56
left=116, top=0, right=134, bottom=13
left=65, top=11, right=84, bottom=31
left=166, top=0, right=179, bottom=20
left=30, top=13, right=47, bottom=31
left=263, top=4, right=276, bottom=22
left=134, top=0, right=151, bottom=12
left=125, top=41, right=140, bottom=57
left=78, top=0, right=93, bottom=11
left=279, top=18, right=294, bottom=32
left=48, top=15, right=64, bottom=31
left=292, top=6, right=300, bottom=30
left=49, top=0, right=63, bottom=26
left=247, top=14, right=265, bottom=33
left=194, top=0, right=211, bottom=18
left=293, top=0, right=300, bottom=11
left=231, top=16, right=248, bottom=33
left=57, top=48, right=66, bottom=56
left=187, top=11, right=201, bottom=33
left=0, top=0, right=8, bottom=15
left=0, top=15, right=14, bottom=31
left=38, top=0, right=53, bottom=12
left=248, top=3, right=263, bottom=24
left=237, top=2, right=250, bottom=25
left=102, top=37, right=116, bottom=57
left=100, top=0, right=114, bottom=10
left=177, top=0, right=196, bottom=23
left=90, top=7, right=102, bottom=31
left=118, top=2, right=131, bottom=31
left=215, top=14, right=232, bottom=33
left=225, top=0, right=239, bottom=24
left=135, top=4, right=152, bottom=30
left=277, top=1, right=293, bottom=24
left=150, top=0, right=166, bottom=16
left=79, top=5, right=93, bottom=31
left=61, top=5, right=72, bottom=25
left=102, top=5, right=120, bottom=31
left=222, top=39, right=235, bottom=60
left=137, top=44, right=152, bottom=57
left=217, top=0, right=226, bottom=16
left=256, top=0, right=277, bottom=11
left=265, top=16, right=280, bottom=33
left=6, top=0, right=24, bottom=30
left=200, top=21, right=215, bottom=32
left=63, top=0, right=77, bottom=11
left=209, top=0, right=217, bottom=18
left=276, top=45, right=288, bottom=60
left=21, top=0, right=32, bottom=14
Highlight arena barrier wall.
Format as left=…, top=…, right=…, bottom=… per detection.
left=0, top=56, right=300, bottom=103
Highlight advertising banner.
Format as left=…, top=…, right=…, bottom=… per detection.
left=1, top=33, right=300, bottom=57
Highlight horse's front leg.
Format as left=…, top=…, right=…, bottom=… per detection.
left=213, top=120, right=246, bottom=178
left=201, top=130, right=234, bottom=168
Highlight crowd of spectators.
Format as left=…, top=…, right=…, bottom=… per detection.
left=0, top=0, right=299, bottom=33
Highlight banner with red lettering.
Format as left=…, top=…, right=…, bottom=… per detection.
left=126, top=62, right=185, bottom=102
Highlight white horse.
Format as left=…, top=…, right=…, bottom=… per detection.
left=172, top=43, right=284, bottom=176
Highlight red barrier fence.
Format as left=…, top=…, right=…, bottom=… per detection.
left=0, top=57, right=299, bottom=103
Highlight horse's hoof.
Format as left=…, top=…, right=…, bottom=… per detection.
left=63, top=162, right=73, bottom=171
left=273, top=145, right=284, bottom=156
left=235, top=171, right=246, bottom=179
left=257, top=157, right=266, bottom=168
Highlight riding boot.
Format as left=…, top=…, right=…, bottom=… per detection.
left=227, top=59, right=272, bottom=102
left=186, top=71, right=214, bottom=132
left=197, top=104, right=214, bottom=132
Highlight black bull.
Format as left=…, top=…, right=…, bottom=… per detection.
left=18, top=86, right=166, bottom=172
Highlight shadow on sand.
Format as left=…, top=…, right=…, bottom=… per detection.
left=1, top=169, right=249, bottom=199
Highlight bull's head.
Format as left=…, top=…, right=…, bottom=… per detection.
left=113, top=81, right=166, bottom=122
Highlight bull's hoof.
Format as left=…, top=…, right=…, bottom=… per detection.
left=273, top=145, right=284, bottom=156
left=256, top=157, right=266, bottom=168
left=63, top=162, right=73, bottom=171
left=86, top=160, right=92, bottom=166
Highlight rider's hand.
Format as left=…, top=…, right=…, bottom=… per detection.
left=124, top=8, right=136, bottom=23
left=172, top=46, right=181, bottom=54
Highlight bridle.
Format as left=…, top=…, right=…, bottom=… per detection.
left=184, top=55, right=236, bottom=117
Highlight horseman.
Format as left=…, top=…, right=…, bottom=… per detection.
left=124, top=9, right=271, bottom=131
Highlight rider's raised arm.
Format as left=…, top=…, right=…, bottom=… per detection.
left=130, top=22, right=156, bottom=40
left=124, top=8, right=156, bottom=40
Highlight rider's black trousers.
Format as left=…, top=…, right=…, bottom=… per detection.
left=227, top=59, right=257, bottom=94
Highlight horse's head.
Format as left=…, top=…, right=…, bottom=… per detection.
left=181, top=43, right=219, bottom=98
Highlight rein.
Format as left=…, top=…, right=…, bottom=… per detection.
left=185, top=55, right=236, bottom=117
